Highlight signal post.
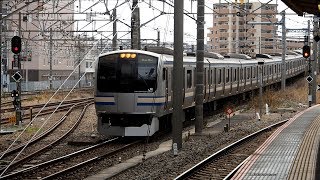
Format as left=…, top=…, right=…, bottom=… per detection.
left=11, top=36, right=22, bottom=125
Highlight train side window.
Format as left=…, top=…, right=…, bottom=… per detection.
left=269, top=66, right=272, bottom=75
left=162, top=68, right=166, bottom=80
left=278, top=64, right=281, bottom=73
left=214, top=68, right=217, bottom=84
left=234, top=68, right=237, bottom=81
left=218, top=69, right=222, bottom=84
left=187, top=70, right=192, bottom=89
left=247, top=67, right=250, bottom=79
left=210, top=69, right=213, bottom=84
left=252, top=67, right=256, bottom=78
left=226, top=68, right=230, bottom=83
left=240, top=68, right=243, bottom=80
left=208, top=69, right=210, bottom=85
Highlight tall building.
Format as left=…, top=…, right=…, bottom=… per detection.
left=2, top=0, right=76, bottom=85
left=207, top=2, right=279, bottom=57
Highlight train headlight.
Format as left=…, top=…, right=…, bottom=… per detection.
left=120, top=53, right=137, bottom=59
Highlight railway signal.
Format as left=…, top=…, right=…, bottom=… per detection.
left=11, top=36, right=21, bottom=54
left=302, top=45, right=310, bottom=58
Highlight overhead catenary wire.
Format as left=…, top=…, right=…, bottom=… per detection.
left=0, top=2, right=140, bottom=177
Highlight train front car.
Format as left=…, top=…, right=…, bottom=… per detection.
left=95, top=50, right=164, bottom=137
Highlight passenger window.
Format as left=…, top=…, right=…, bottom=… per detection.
left=226, top=69, right=230, bottom=83
left=252, top=67, right=255, bottom=78
left=162, top=68, right=166, bottom=80
left=187, top=70, right=192, bottom=88
left=218, top=69, right=222, bottom=84
left=211, top=70, right=213, bottom=84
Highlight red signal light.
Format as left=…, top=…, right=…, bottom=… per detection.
left=302, top=45, right=310, bottom=59
left=11, top=36, right=22, bottom=54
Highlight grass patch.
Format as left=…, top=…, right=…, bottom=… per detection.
left=25, top=126, right=42, bottom=133
left=249, top=77, right=310, bottom=111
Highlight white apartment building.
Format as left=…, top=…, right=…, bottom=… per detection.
left=2, top=0, right=77, bottom=83
left=207, top=2, right=279, bottom=57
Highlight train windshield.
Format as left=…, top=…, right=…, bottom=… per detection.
left=97, top=53, right=158, bottom=93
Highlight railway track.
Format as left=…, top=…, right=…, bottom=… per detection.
left=175, top=120, right=289, bottom=180
left=0, top=87, right=93, bottom=107
left=0, top=98, right=94, bottom=124
left=0, top=100, right=92, bottom=176
left=0, top=138, right=142, bottom=179
left=0, top=101, right=93, bottom=174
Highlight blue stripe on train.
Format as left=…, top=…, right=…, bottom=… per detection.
left=138, top=96, right=165, bottom=98
left=137, top=103, right=165, bottom=106
left=95, top=102, right=116, bottom=105
left=95, top=95, right=114, bottom=97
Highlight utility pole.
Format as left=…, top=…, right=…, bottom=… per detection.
left=312, top=16, right=318, bottom=105
left=307, top=20, right=311, bottom=107
left=16, top=12, right=22, bottom=125
left=131, top=0, right=140, bottom=50
left=281, top=11, right=286, bottom=90
left=0, top=0, right=2, bottom=131
left=236, top=10, right=239, bottom=54
left=195, top=0, right=204, bottom=134
left=259, top=37, right=261, bottom=54
left=78, top=37, right=81, bottom=88
left=172, top=0, right=183, bottom=151
left=49, top=28, right=53, bottom=90
left=157, top=30, right=160, bottom=47
left=258, top=62, right=264, bottom=116
left=112, top=9, right=117, bottom=51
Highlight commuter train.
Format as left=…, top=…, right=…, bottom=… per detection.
left=94, top=47, right=305, bottom=136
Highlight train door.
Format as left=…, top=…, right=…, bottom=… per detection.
left=164, top=68, right=169, bottom=111
left=249, top=67, right=252, bottom=89
left=204, top=68, right=207, bottom=102
left=222, top=68, right=225, bottom=95
left=226, top=68, right=231, bottom=94
left=244, top=67, right=247, bottom=90
left=230, top=67, right=233, bottom=94
left=213, top=68, right=216, bottom=98
left=236, top=67, right=239, bottom=92
left=239, top=67, right=243, bottom=92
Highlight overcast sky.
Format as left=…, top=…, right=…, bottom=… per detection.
left=73, top=0, right=313, bottom=45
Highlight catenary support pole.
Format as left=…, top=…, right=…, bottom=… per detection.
left=49, top=28, right=53, bottom=90
left=112, top=9, right=117, bottom=51
left=16, top=12, right=22, bottom=125
left=312, top=16, right=318, bottom=105
left=307, top=20, right=311, bottom=107
left=0, top=0, right=2, bottom=131
left=281, top=11, right=286, bottom=90
left=195, top=0, right=204, bottom=134
left=131, top=0, right=140, bottom=50
left=172, top=0, right=184, bottom=150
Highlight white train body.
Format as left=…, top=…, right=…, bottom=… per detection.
left=94, top=49, right=305, bottom=136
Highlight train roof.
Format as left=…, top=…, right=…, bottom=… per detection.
left=98, top=49, right=303, bottom=65
left=162, top=54, right=302, bottom=66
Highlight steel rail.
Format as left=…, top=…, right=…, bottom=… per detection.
left=175, top=119, right=289, bottom=180
left=1, top=102, right=93, bottom=174
left=0, top=100, right=92, bottom=159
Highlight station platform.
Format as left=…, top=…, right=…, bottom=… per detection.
left=232, top=104, right=320, bottom=180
